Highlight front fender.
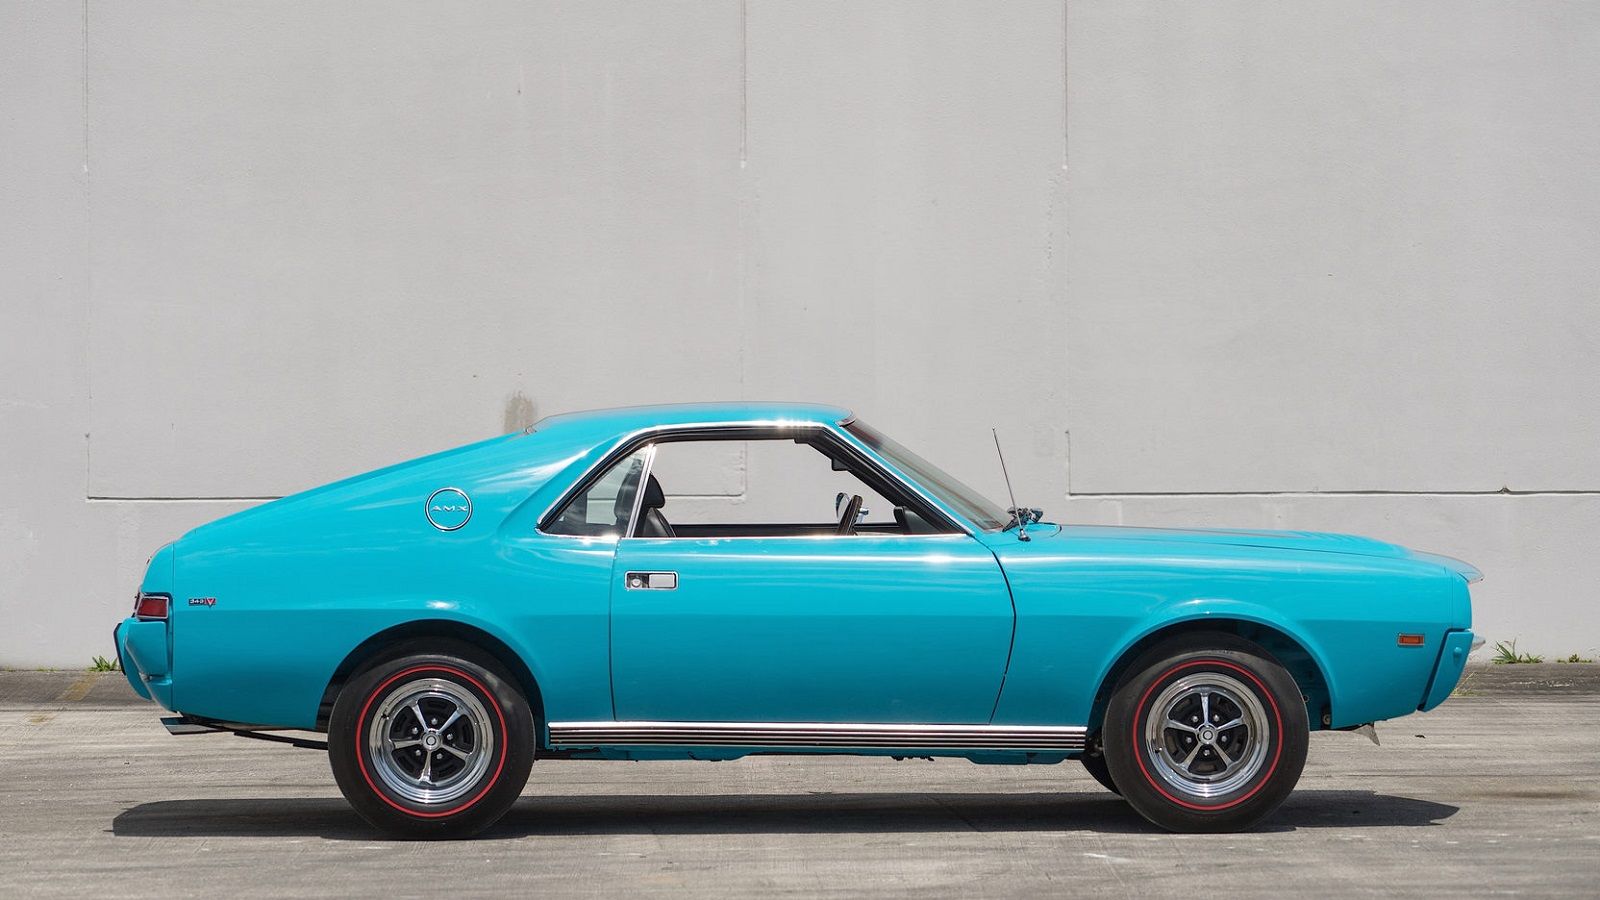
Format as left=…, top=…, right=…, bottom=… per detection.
left=1087, top=598, right=1343, bottom=724
left=988, top=545, right=1468, bottom=730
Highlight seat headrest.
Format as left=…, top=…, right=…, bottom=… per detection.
left=640, top=473, right=665, bottom=510
left=612, top=472, right=668, bottom=521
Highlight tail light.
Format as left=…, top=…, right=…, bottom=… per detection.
left=134, top=592, right=171, bottom=620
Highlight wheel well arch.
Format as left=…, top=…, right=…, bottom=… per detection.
left=315, top=620, right=545, bottom=732
left=1085, top=618, right=1333, bottom=734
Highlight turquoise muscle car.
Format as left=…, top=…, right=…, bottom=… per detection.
left=113, top=402, right=1480, bottom=837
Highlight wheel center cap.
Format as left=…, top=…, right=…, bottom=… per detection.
left=1200, top=728, right=1216, bottom=743
left=423, top=732, right=439, bottom=749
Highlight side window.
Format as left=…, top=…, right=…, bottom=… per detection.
left=635, top=436, right=942, bottom=538
left=545, top=448, right=650, bottom=537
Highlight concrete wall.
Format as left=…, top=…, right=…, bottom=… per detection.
left=3, top=1, right=1596, bottom=667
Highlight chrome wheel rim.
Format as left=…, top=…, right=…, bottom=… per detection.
left=366, top=677, right=495, bottom=806
left=1143, top=672, right=1270, bottom=800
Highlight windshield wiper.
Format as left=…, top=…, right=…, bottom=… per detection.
left=1005, top=506, right=1044, bottom=535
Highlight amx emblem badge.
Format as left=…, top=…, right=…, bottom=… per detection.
left=425, top=487, right=473, bottom=531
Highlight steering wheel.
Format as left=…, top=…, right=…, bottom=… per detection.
left=835, top=493, right=863, bottom=535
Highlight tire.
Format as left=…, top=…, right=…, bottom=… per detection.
left=1103, top=633, right=1308, bottom=833
left=328, top=640, right=535, bottom=838
left=1079, top=734, right=1121, bottom=795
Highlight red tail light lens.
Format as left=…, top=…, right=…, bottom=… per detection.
left=134, top=593, right=170, bottom=620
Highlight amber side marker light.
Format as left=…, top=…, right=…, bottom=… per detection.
left=1397, top=633, right=1426, bottom=647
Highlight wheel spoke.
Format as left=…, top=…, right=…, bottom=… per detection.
left=419, top=749, right=433, bottom=785
left=1215, top=717, right=1244, bottom=732
left=1177, top=741, right=1202, bottom=773
left=391, top=739, right=421, bottom=750
left=1199, top=690, right=1212, bottom=726
left=440, top=743, right=471, bottom=760
left=410, top=701, right=428, bottom=731
left=1165, top=717, right=1198, bottom=734
left=437, top=708, right=464, bottom=735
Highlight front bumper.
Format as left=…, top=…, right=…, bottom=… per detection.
left=1420, top=629, right=1477, bottom=711
left=114, top=617, right=175, bottom=711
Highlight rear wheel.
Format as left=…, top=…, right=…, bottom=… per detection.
left=1103, top=633, right=1308, bottom=832
left=328, top=641, right=534, bottom=838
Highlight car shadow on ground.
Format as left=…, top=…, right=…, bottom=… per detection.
left=112, top=790, right=1457, bottom=840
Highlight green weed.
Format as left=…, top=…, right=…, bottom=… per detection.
left=1490, top=639, right=1543, bottom=665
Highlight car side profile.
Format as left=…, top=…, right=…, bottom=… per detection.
left=114, top=402, right=1480, bottom=837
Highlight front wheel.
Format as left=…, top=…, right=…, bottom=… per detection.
left=1103, top=633, right=1308, bottom=832
left=328, top=641, right=534, bottom=838
left=1078, top=734, right=1121, bottom=795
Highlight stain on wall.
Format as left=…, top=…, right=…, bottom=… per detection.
left=503, top=391, right=537, bottom=433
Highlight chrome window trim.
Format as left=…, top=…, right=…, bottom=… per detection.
left=622, top=443, right=657, bottom=539
left=535, top=419, right=974, bottom=539
left=831, top=420, right=997, bottom=534
left=547, top=720, right=1087, bottom=751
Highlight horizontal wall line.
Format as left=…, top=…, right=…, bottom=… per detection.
left=87, top=496, right=280, bottom=503
left=1067, top=489, right=1600, bottom=498
left=86, top=493, right=750, bottom=503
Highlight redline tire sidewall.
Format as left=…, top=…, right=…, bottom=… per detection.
left=354, top=664, right=508, bottom=818
left=1104, top=638, right=1309, bottom=833
left=329, top=652, right=534, bottom=838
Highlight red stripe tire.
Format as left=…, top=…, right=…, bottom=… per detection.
left=1102, top=632, right=1309, bottom=833
left=328, top=640, right=534, bottom=838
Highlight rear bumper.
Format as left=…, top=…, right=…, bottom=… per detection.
left=114, top=617, right=175, bottom=711
left=1420, top=629, right=1477, bottom=711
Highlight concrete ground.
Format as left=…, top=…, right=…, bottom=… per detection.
left=1, top=667, right=1596, bottom=898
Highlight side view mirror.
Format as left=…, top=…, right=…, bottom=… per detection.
left=835, top=492, right=868, bottom=523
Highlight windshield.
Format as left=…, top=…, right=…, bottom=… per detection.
left=845, top=420, right=1009, bottom=531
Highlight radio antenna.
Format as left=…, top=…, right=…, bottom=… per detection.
left=992, top=428, right=1030, bottom=541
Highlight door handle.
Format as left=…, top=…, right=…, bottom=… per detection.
left=625, top=571, right=678, bottom=590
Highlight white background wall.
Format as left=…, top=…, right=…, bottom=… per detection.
left=3, top=1, right=1596, bottom=666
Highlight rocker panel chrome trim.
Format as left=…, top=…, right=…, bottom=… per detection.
left=546, top=721, right=1087, bottom=751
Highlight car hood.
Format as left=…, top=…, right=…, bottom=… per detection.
left=1045, top=524, right=1411, bottom=560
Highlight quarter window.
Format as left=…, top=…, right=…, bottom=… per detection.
left=545, top=447, right=651, bottom=537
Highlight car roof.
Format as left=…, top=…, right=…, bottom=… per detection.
left=531, top=402, right=854, bottom=435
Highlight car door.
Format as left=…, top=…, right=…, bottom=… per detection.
left=611, top=533, right=1013, bottom=723
left=607, top=433, right=1015, bottom=725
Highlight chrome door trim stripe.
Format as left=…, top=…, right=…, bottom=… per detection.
left=547, top=721, right=1087, bottom=751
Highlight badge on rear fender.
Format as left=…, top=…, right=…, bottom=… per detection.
left=188, top=597, right=216, bottom=607
left=425, top=487, right=472, bottom=531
